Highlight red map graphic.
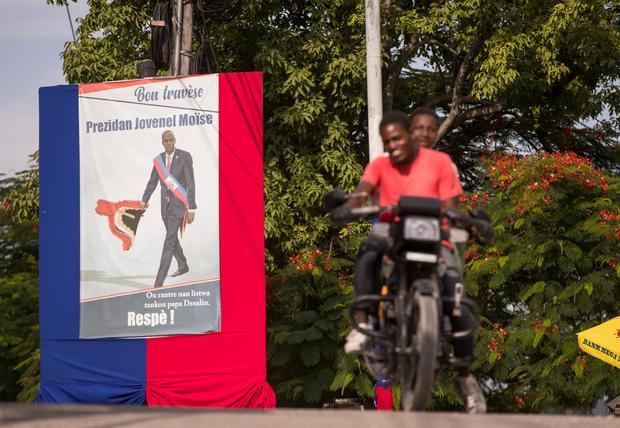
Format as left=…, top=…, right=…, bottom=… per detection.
left=95, top=199, right=145, bottom=251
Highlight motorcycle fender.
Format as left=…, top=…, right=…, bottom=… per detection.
left=413, top=278, right=439, bottom=296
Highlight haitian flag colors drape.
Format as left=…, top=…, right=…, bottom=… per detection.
left=37, top=72, right=275, bottom=407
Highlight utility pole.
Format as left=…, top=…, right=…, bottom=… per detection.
left=365, top=0, right=383, bottom=160
left=172, top=0, right=193, bottom=76
left=172, top=0, right=183, bottom=75
left=180, top=0, right=193, bottom=75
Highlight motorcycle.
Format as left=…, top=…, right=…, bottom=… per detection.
left=324, top=190, right=493, bottom=411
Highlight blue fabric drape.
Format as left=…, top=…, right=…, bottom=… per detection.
left=37, top=85, right=146, bottom=404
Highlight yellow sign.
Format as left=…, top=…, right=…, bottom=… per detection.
left=577, top=317, right=620, bottom=369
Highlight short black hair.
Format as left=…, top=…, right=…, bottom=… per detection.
left=379, top=110, right=410, bottom=132
left=410, top=106, right=440, bottom=125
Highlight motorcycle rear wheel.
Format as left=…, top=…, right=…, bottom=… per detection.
left=400, top=293, right=438, bottom=411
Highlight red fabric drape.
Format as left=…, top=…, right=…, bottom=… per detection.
left=146, top=72, right=275, bottom=408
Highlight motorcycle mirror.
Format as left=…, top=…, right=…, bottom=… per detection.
left=323, top=189, right=349, bottom=211
left=479, top=224, right=495, bottom=244
left=469, top=207, right=491, bottom=222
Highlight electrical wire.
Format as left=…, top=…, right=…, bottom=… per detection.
left=190, top=0, right=245, bottom=74
left=150, top=0, right=244, bottom=73
left=151, top=1, right=173, bottom=68
left=195, top=0, right=245, bottom=22
left=190, top=32, right=219, bottom=74
left=65, top=4, right=76, bottom=43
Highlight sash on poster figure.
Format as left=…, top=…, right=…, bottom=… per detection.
left=79, top=76, right=221, bottom=339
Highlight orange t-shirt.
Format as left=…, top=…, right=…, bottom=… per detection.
left=361, top=147, right=463, bottom=206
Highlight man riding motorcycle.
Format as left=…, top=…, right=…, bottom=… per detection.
left=334, top=110, right=486, bottom=413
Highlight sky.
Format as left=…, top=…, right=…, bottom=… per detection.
left=0, top=1, right=90, bottom=176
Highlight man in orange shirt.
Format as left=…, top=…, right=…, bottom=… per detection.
left=338, top=110, right=486, bottom=413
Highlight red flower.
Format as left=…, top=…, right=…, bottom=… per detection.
left=514, top=395, right=525, bottom=408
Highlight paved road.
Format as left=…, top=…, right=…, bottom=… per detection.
left=1, top=403, right=618, bottom=427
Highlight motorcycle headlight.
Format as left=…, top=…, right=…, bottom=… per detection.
left=403, top=216, right=440, bottom=241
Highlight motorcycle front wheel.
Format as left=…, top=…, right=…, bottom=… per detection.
left=400, top=292, right=438, bottom=411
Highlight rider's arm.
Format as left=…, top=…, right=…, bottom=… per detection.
left=441, top=196, right=458, bottom=211
left=345, top=181, right=375, bottom=208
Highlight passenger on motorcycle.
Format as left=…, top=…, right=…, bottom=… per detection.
left=335, top=110, right=486, bottom=413
left=410, top=106, right=462, bottom=186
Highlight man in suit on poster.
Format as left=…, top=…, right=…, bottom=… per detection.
left=142, top=130, right=197, bottom=288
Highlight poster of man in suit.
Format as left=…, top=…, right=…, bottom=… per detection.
left=78, top=75, right=221, bottom=339
left=142, top=130, right=196, bottom=288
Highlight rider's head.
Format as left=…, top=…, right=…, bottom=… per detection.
left=379, top=110, right=417, bottom=165
left=410, top=107, right=440, bottom=149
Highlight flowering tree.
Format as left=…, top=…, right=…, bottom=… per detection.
left=463, top=152, right=620, bottom=412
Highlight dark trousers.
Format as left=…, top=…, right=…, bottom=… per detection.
left=354, top=235, right=477, bottom=361
left=154, top=209, right=187, bottom=287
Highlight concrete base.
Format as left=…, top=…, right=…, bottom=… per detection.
left=1, top=403, right=616, bottom=428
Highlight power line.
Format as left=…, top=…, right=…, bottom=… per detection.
left=65, top=4, right=77, bottom=43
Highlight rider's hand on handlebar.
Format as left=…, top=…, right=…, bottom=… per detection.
left=469, top=207, right=491, bottom=222
left=468, top=208, right=494, bottom=244
left=331, top=205, right=352, bottom=224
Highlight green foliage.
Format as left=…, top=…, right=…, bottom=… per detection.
left=245, top=1, right=368, bottom=264
left=0, top=155, right=40, bottom=401
left=394, top=0, right=620, bottom=181
left=61, top=0, right=155, bottom=83
left=267, top=249, right=374, bottom=406
left=463, top=152, right=620, bottom=412
left=0, top=274, right=40, bottom=402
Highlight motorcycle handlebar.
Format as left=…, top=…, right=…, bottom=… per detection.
left=330, top=204, right=494, bottom=244
left=350, top=206, right=381, bottom=216
left=444, top=208, right=494, bottom=244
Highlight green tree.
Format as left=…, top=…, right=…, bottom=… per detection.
left=0, top=154, right=40, bottom=401
left=384, top=0, right=620, bottom=182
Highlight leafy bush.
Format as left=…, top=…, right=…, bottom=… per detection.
left=267, top=248, right=375, bottom=406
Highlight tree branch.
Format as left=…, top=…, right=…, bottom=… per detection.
left=384, top=33, right=420, bottom=111
left=425, top=38, right=459, bottom=58
left=452, top=103, right=505, bottom=128
left=424, top=95, right=496, bottom=107
left=435, top=35, right=487, bottom=145
left=429, top=46, right=447, bottom=94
